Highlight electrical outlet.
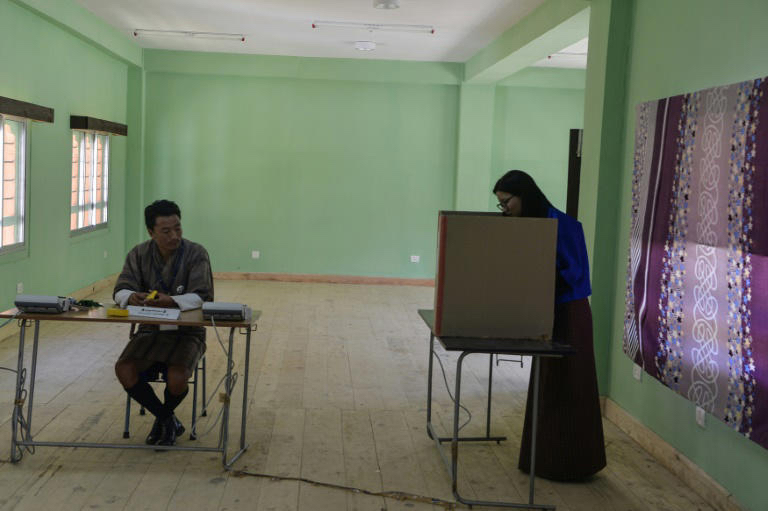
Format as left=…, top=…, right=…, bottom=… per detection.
left=16, top=282, right=23, bottom=294
left=632, top=363, right=642, bottom=381
left=696, top=406, right=706, bottom=428
left=103, top=250, right=108, bottom=259
left=251, top=250, right=260, bottom=259
left=410, top=255, right=420, bottom=263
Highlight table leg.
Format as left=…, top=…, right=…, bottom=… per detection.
left=24, top=321, right=40, bottom=438
left=529, top=355, right=541, bottom=505
left=202, top=355, right=208, bottom=416
left=190, top=363, right=199, bottom=440
left=426, top=333, right=435, bottom=439
left=239, top=326, right=252, bottom=450
left=451, top=352, right=468, bottom=497
left=10, top=321, right=27, bottom=463
left=487, top=354, right=493, bottom=439
left=423, top=347, right=553, bottom=509
left=221, top=327, right=235, bottom=465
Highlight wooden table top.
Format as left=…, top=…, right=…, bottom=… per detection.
left=0, top=306, right=259, bottom=329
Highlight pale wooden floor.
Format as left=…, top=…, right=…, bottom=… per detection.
left=0, top=280, right=716, bottom=510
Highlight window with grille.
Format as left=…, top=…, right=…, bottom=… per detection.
left=71, top=130, right=109, bottom=231
left=0, top=114, right=27, bottom=251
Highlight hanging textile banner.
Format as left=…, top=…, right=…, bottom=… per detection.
left=623, top=76, right=768, bottom=449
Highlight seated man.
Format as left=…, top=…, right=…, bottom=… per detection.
left=113, top=199, right=213, bottom=446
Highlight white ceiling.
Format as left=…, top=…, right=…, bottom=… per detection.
left=74, top=0, right=558, bottom=63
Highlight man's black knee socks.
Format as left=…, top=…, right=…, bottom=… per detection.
left=127, top=381, right=169, bottom=420
left=164, top=386, right=188, bottom=414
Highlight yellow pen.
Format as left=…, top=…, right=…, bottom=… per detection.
left=146, top=290, right=158, bottom=301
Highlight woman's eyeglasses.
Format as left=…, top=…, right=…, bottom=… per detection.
left=496, top=197, right=514, bottom=211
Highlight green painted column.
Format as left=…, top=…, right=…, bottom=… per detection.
left=125, top=64, right=146, bottom=249
left=579, top=0, right=634, bottom=393
left=464, top=0, right=589, bottom=83
left=454, top=84, right=496, bottom=210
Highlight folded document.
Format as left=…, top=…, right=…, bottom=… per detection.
left=126, top=305, right=181, bottom=320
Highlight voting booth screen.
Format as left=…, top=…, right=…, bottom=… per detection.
left=433, top=211, right=557, bottom=339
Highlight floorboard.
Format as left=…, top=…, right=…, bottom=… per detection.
left=0, top=281, right=721, bottom=510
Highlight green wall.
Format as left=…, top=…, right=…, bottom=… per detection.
left=3, top=0, right=765, bottom=508
left=0, top=0, right=131, bottom=310
left=10, top=0, right=142, bottom=67
left=454, top=84, right=496, bottom=211
left=578, top=0, right=633, bottom=402
left=141, top=55, right=586, bottom=279
left=125, top=66, right=146, bottom=250
left=143, top=50, right=461, bottom=86
left=597, top=1, right=768, bottom=509
left=490, top=85, right=585, bottom=211
left=498, top=67, right=586, bottom=89
left=0, top=0, right=587, bottom=292
left=142, top=60, right=458, bottom=278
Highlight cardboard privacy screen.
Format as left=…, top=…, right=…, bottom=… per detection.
left=433, top=212, right=557, bottom=339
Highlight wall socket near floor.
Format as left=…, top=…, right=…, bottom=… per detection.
left=410, top=255, right=420, bottom=263
left=696, top=406, right=706, bottom=428
left=103, top=250, right=108, bottom=259
left=251, top=250, right=260, bottom=259
left=632, top=363, right=642, bottom=381
left=16, top=282, right=23, bottom=294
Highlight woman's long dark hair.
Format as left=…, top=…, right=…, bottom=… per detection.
left=492, top=170, right=552, bottom=218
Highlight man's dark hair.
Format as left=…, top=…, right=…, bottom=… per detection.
left=492, top=170, right=553, bottom=218
left=145, top=200, right=181, bottom=230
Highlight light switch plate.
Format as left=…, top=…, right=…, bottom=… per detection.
left=696, top=406, right=706, bottom=428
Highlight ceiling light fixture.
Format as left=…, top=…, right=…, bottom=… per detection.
left=374, top=0, right=400, bottom=8
left=312, top=20, right=434, bottom=34
left=549, top=51, right=588, bottom=57
left=133, top=29, right=245, bottom=42
left=354, top=41, right=377, bottom=51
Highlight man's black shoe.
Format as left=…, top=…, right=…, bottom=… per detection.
left=171, top=414, right=185, bottom=437
left=157, top=415, right=178, bottom=446
left=145, top=417, right=163, bottom=445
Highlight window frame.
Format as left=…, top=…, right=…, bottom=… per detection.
left=0, top=113, right=30, bottom=256
left=70, top=129, right=110, bottom=235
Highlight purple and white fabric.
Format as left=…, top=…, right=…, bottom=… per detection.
left=623, top=77, right=768, bottom=449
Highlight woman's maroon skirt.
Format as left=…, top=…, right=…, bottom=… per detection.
left=517, top=297, right=606, bottom=481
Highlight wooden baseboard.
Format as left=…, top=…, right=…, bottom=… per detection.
left=0, top=273, right=118, bottom=344
left=603, top=398, right=743, bottom=511
left=214, top=271, right=435, bottom=287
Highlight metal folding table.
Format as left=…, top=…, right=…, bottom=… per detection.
left=1, top=306, right=260, bottom=468
left=419, top=309, right=575, bottom=509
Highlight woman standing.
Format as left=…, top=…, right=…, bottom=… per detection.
left=493, top=169, right=606, bottom=481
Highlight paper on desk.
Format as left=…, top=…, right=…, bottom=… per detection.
left=126, top=305, right=181, bottom=320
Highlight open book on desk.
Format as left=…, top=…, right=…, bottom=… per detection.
left=126, top=305, right=181, bottom=320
